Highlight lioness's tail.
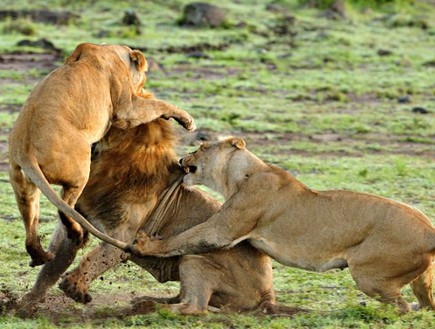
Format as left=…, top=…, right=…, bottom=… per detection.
left=21, top=158, right=129, bottom=251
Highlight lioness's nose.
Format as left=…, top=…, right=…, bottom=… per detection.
left=179, top=158, right=183, bottom=165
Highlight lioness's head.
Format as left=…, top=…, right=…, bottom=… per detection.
left=180, top=137, right=246, bottom=190
left=65, top=43, right=148, bottom=94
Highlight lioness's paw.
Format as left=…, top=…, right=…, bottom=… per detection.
left=28, top=250, right=54, bottom=267
left=175, top=113, right=196, bottom=132
left=128, top=230, right=152, bottom=256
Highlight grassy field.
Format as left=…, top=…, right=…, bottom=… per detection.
left=0, top=0, right=434, bottom=327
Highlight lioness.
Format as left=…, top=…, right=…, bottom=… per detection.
left=18, top=102, right=300, bottom=316
left=131, top=137, right=435, bottom=313
left=8, top=43, right=195, bottom=267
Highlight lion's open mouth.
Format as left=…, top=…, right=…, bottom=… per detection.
left=183, top=165, right=197, bottom=174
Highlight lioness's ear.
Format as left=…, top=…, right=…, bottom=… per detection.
left=65, top=43, right=95, bottom=64
left=230, top=138, right=246, bottom=150
left=130, top=50, right=148, bottom=72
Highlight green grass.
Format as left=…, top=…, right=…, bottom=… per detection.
left=0, top=0, right=434, bottom=327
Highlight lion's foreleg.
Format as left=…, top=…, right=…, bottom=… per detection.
left=59, top=243, right=129, bottom=304
left=18, top=224, right=80, bottom=310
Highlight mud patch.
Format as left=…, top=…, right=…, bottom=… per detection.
left=0, top=52, right=59, bottom=72
left=0, top=291, right=147, bottom=324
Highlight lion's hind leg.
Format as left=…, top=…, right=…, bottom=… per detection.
left=9, top=165, right=52, bottom=267
left=410, top=261, right=435, bottom=310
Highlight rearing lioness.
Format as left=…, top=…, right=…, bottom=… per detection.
left=131, top=137, right=435, bottom=313
left=8, top=43, right=194, bottom=267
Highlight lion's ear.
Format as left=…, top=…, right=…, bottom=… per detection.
left=230, top=138, right=246, bottom=150
left=65, top=43, right=95, bottom=64
left=130, top=50, right=148, bottom=72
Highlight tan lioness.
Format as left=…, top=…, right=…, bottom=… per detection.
left=8, top=43, right=195, bottom=267
left=131, top=137, right=435, bottom=313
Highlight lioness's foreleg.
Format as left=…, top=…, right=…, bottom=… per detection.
left=130, top=193, right=259, bottom=257
left=112, top=97, right=195, bottom=131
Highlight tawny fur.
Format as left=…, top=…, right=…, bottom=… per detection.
left=17, top=108, right=301, bottom=316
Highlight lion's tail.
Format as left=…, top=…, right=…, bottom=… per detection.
left=21, top=157, right=129, bottom=251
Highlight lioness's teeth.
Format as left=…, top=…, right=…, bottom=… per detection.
left=183, top=166, right=190, bottom=174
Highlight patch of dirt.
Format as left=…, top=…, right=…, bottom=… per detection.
left=0, top=52, right=59, bottom=72
left=0, top=52, right=60, bottom=88
left=0, top=290, right=159, bottom=325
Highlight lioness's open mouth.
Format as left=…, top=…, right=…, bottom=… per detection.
left=183, top=165, right=197, bottom=174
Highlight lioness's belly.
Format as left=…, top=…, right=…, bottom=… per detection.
left=248, top=231, right=348, bottom=272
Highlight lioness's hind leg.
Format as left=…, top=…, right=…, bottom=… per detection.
left=9, top=166, right=52, bottom=267
left=58, top=172, right=89, bottom=247
left=351, top=272, right=410, bottom=313
left=410, top=262, right=435, bottom=310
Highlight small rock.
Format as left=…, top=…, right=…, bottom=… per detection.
left=17, top=38, right=59, bottom=52
left=180, top=2, right=225, bottom=28
left=422, top=59, right=435, bottom=67
left=377, top=49, right=392, bottom=56
left=122, top=9, right=141, bottom=27
left=319, top=0, right=347, bottom=20
left=186, top=51, right=211, bottom=59
left=412, top=107, right=428, bottom=114
left=265, top=3, right=289, bottom=15
left=398, top=95, right=411, bottom=104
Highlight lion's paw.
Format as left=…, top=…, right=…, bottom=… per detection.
left=59, top=274, right=92, bottom=304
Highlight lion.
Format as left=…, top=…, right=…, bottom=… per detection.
left=8, top=43, right=195, bottom=267
left=130, top=137, right=435, bottom=314
left=17, top=102, right=301, bottom=316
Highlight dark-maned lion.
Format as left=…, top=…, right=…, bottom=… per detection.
left=8, top=43, right=195, bottom=267
left=132, top=137, right=435, bottom=314
left=18, top=98, right=300, bottom=316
